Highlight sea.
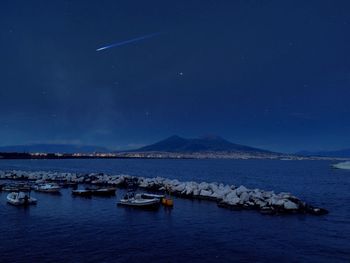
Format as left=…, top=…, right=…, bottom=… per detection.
left=0, top=159, right=349, bottom=263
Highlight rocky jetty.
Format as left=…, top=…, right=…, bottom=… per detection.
left=0, top=170, right=328, bottom=216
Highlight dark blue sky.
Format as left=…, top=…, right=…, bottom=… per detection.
left=1, top=0, right=350, bottom=152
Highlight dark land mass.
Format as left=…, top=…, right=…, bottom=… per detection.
left=0, top=152, right=116, bottom=159
left=297, top=149, right=350, bottom=158
left=1, top=135, right=347, bottom=160
left=0, top=144, right=110, bottom=154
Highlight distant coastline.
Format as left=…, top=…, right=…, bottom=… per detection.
left=1, top=135, right=349, bottom=161
left=0, top=151, right=349, bottom=161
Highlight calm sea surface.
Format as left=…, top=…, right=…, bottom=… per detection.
left=0, top=159, right=349, bottom=262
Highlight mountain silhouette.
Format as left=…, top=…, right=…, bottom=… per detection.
left=132, top=135, right=273, bottom=153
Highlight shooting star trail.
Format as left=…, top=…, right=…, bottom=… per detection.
left=96, top=32, right=161, bottom=52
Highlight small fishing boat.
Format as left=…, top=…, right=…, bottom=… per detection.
left=117, top=193, right=160, bottom=209
left=1, top=183, right=31, bottom=192
left=141, top=193, right=174, bottom=207
left=7, top=192, right=37, bottom=206
left=141, top=193, right=173, bottom=207
left=33, top=183, right=61, bottom=193
left=2, top=184, right=19, bottom=192
left=17, top=183, right=32, bottom=192
left=141, top=193, right=165, bottom=200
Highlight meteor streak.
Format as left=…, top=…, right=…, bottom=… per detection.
left=96, top=32, right=160, bottom=52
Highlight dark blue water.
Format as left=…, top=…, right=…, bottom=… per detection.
left=0, top=159, right=349, bottom=262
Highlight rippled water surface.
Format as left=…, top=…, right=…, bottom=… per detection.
left=0, top=159, right=349, bottom=262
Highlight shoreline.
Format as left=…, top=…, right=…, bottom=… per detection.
left=0, top=152, right=349, bottom=161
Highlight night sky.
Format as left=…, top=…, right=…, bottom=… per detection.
left=1, top=0, right=350, bottom=152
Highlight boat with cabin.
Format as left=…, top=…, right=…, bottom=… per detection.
left=7, top=192, right=37, bottom=206
left=33, top=183, right=61, bottom=193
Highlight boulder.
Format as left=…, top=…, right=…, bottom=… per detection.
left=236, top=185, right=249, bottom=196
left=184, top=183, right=194, bottom=196
left=239, top=191, right=250, bottom=204
left=174, top=183, right=186, bottom=192
left=199, top=189, right=212, bottom=198
left=283, top=200, right=299, bottom=210
left=255, top=200, right=268, bottom=208
left=198, top=182, right=209, bottom=191
left=227, top=197, right=241, bottom=206
left=223, top=190, right=238, bottom=202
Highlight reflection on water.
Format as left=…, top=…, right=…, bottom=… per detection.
left=0, top=159, right=349, bottom=262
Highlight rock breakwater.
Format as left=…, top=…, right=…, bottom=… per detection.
left=0, top=170, right=328, bottom=215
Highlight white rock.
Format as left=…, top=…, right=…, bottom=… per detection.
left=198, top=182, right=209, bottom=191
left=284, top=200, right=299, bottom=210
left=174, top=183, right=186, bottom=192
left=213, top=187, right=231, bottom=200
left=268, top=196, right=285, bottom=206
left=208, top=183, right=219, bottom=192
left=199, top=189, right=212, bottom=197
left=255, top=200, right=268, bottom=208
left=227, top=197, right=240, bottom=205
left=223, top=190, right=238, bottom=202
left=193, top=188, right=200, bottom=196
left=236, top=185, right=249, bottom=196
left=184, top=184, right=194, bottom=195
left=239, top=191, right=250, bottom=204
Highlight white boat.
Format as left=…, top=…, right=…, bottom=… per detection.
left=141, top=193, right=165, bottom=200
left=118, top=193, right=160, bottom=209
left=7, top=192, right=37, bottom=206
left=34, top=183, right=61, bottom=193
left=332, top=161, right=350, bottom=170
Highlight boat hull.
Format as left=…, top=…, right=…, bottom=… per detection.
left=141, top=193, right=165, bottom=200
left=117, top=198, right=160, bottom=209
left=7, top=192, right=37, bottom=206
left=33, top=183, right=61, bottom=193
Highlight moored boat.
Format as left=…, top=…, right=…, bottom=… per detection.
left=141, top=193, right=165, bottom=200
left=7, top=192, right=37, bottom=206
left=1, top=183, right=32, bottom=192
left=2, top=184, right=20, bottom=192
left=33, top=183, right=61, bottom=193
left=117, top=193, right=160, bottom=209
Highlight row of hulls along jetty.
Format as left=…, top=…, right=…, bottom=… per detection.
left=0, top=170, right=328, bottom=215
left=72, top=186, right=117, bottom=197
left=1, top=176, right=173, bottom=209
